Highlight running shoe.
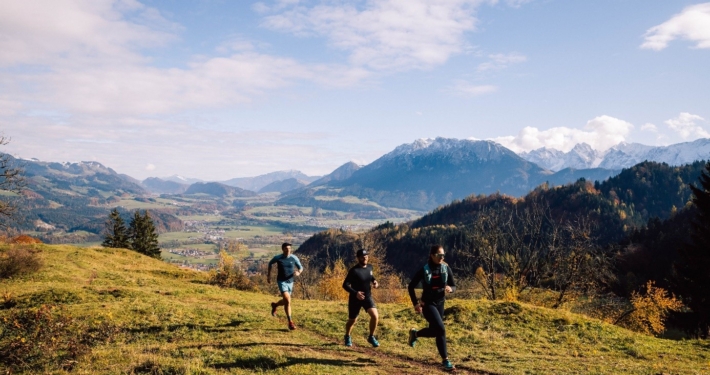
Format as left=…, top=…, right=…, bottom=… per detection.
left=344, top=335, right=352, bottom=347
left=442, top=359, right=455, bottom=372
left=270, top=302, right=277, bottom=317
left=408, top=328, right=418, bottom=347
left=288, top=321, right=296, bottom=330
left=367, top=335, right=379, bottom=348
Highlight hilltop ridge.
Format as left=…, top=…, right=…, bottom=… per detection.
left=0, top=243, right=705, bottom=374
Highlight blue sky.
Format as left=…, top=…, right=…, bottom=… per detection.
left=1, top=0, right=709, bottom=180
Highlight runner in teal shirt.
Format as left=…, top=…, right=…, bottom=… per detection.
left=268, top=242, right=303, bottom=330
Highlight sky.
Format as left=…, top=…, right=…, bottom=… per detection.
left=1, top=0, right=709, bottom=180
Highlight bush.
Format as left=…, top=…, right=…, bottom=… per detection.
left=208, top=251, right=253, bottom=290
left=317, top=259, right=349, bottom=301
left=0, top=305, right=119, bottom=372
left=614, top=281, right=684, bottom=335
left=0, top=246, right=43, bottom=279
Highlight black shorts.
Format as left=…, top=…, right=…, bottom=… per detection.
left=348, top=296, right=376, bottom=319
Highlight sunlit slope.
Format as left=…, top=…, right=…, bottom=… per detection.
left=1, top=244, right=707, bottom=375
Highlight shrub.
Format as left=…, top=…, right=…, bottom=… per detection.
left=0, top=305, right=119, bottom=372
left=615, top=281, right=684, bottom=335
left=10, top=235, right=42, bottom=245
left=208, top=251, right=253, bottom=291
left=0, top=245, right=43, bottom=279
left=317, top=259, right=349, bottom=301
left=372, top=273, right=409, bottom=304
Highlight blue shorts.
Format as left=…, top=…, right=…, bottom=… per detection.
left=277, top=281, right=294, bottom=294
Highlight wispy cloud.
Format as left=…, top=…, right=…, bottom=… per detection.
left=477, top=52, right=527, bottom=72
left=260, top=0, right=490, bottom=71
left=641, top=123, right=658, bottom=132
left=664, top=112, right=709, bottom=139
left=641, top=3, right=710, bottom=50
left=492, top=115, right=635, bottom=152
left=448, top=82, right=498, bottom=96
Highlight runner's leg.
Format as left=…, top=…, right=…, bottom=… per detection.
left=282, top=291, right=292, bottom=320
left=366, top=308, right=379, bottom=336
left=346, top=299, right=360, bottom=335
left=417, top=303, right=447, bottom=359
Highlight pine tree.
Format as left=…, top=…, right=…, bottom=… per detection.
left=676, top=161, right=710, bottom=337
left=129, top=210, right=161, bottom=259
left=102, top=208, right=129, bottom=248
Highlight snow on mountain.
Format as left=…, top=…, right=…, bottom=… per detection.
left=383, top=137, right=516, bottom=164
left=521, top=143, right=602, bottom=171
left=519, top=139, right=710, bottom=171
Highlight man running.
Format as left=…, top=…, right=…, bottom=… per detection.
left=268, top=242, right=303, bottom=330
left=342, top=249, right=380, bottom=347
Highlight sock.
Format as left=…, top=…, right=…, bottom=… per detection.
left=287, top=315, right=292, bottom=322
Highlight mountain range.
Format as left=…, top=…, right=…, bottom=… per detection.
left=12, top=137, right=710, bottom=214
left=520, top=138, right=710, bottom=171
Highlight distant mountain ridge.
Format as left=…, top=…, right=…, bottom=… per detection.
left=520, top=138, right=710, bottom=171
left=184, top=182, right=256, bottom=198
left=280, top=138, right=554, bottom=211
left=221, top=170, right=320, bottom=191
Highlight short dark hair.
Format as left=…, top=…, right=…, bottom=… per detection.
left=282, top=242, right=292, bottom=250
left=430, top=244, right=443, bottom=254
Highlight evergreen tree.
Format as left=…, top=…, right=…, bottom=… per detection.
left=129, top=210, right=161, bottom=259
left=102, top=208, right=129, bottom=248
left=676, top=161, right=710, bottom=337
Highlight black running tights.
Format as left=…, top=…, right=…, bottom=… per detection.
left=417, top=302, right=447, bottom=359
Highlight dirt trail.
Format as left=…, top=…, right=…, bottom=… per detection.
left=271, top=315, right=497, bottom=375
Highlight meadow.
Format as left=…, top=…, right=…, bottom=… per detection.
left=1, top=243, right=708, bottom=374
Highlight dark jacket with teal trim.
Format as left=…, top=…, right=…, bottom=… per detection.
left=408, top=260, right=456, bottom=306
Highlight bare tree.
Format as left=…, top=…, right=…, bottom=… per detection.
left=467, top=206, right=511, bottom=300
left=550, top=217, right=613, bottom=308
left=0, top=135, right=24, bottom=226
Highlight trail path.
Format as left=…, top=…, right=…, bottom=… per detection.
left=248, top=313, right=497, bottom=375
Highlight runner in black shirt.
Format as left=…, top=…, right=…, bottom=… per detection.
left=342, top=249, right=380, bottom=347
left=407, top=245, right=456, bottom=372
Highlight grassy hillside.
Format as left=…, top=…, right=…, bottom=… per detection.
left=1, top=244, right=707, bottom=374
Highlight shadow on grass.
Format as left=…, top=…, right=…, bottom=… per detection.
left=211, top=355, right=377, bottom=370
left=182, top=342, right=310, bottom=350
left=128, top=319, right=245, bottom=334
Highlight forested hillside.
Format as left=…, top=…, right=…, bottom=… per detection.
left=297, top=160, right=710, bottom=335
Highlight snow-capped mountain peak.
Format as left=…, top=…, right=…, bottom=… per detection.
left=519, top=139, right=710, bottom=171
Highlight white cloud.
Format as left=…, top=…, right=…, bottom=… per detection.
left=664, top=112, right=709, bottom=139
left=145, top=163, right=156, bottom=171
left=260, top=0, right=488, bottom=71
left=0, top=0, right=179, bottom=67
left=477, top=52, right=527, bottom=72
left=641, top=123, right=658, bottom=132
left=492, top=115, right=634, bottom=152
left=641, top=3, right=710, bottom=51
left=0, top=1, right=374, bottom=116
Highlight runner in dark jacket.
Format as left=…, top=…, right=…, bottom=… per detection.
left=342, top=249, right=380, bottom=347
left=407, top=244, right=456, bottom=372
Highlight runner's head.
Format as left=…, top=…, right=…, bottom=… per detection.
left=282, top=242, right=292, bottom=255
left=356, top=249, right=369, bottom=266
left=430, top=244, right=444, bottom=264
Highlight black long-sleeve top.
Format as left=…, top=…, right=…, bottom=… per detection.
left=408, top=260, right=456, bottom=306
left=342, top=264, right=376, bottom=297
